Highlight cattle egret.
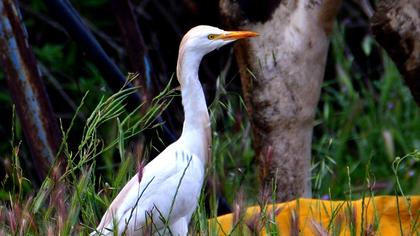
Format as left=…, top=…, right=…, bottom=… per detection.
left=92, top=25, right=258, bottom=236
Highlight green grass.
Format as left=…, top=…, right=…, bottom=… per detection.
left=0, top=73, right=177, bottom=234
left=311, top=24, right=420, bottom=200
left=0, top=24, right=420, bottom=235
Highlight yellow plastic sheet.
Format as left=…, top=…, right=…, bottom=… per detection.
left=209, top=196, right=420, bottom=235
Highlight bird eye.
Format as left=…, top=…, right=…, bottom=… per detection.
left=207, top=34, right=217, bottom=40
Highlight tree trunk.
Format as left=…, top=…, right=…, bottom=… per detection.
left=111, top=0, right=153, bottom=110
left=220, top=0, right=341, bottom=201
left=0, top=0, right=62, bottom=181
left=371, top=0, right=420, bottom=106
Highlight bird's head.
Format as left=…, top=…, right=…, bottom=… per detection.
left=179, top=25, right=258, bottom=57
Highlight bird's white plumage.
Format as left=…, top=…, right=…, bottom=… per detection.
left=92, top=25, right=257, bottom=236
left=94, top=142, right=204, bottom=235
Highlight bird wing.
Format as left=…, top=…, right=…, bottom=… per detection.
left=95, top=142, right=204, bottom=234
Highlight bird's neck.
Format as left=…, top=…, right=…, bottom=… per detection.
left=177, top=50, right=211, bottom=162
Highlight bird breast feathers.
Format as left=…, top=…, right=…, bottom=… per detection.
left=101, top=146, right=205, bottom=228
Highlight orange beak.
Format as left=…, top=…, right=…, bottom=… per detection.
left=215, top=31, right=259, bottom=40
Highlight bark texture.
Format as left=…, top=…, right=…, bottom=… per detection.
left=371, top=0, right=420, bottom=106
left=220, top=0, right=341, bottom=201
left=0, top=0, right=61, bottom=180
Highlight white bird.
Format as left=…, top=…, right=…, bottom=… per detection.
left=92, top=25, right=258, bottom=236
